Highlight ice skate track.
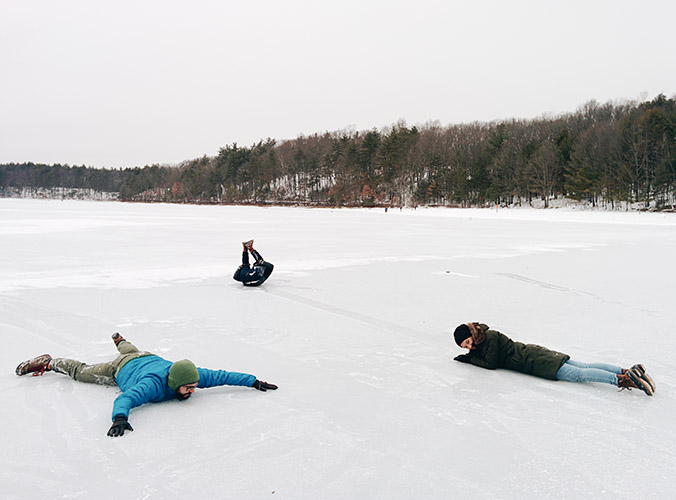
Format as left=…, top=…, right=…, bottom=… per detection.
left=496, top=273, right=658, bottom=315
left=264, top=289, right=437, bottom=347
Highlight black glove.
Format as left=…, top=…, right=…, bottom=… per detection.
left=454, top=353, right=473, bottom=364
left=107, top=415, right=134, bottom=437
left=252, top=379, right=278, bottom=391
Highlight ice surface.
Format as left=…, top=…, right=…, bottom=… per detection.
left=2, top=199, right=675, bottom=499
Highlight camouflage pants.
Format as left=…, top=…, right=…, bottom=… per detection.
left=50, top=340, right=149, bottom=386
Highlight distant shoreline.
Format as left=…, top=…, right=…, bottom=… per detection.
left=3, top=189, right=675, bottom=214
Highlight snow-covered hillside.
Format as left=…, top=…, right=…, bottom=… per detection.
left=2, top=199, right=675, bottom=499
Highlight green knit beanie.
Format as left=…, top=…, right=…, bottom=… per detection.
left=167, top=359, right=200, bottom=392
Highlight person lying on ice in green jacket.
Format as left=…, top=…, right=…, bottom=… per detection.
left=15, top=333, right=278, bottom=437
left=453, top=322, right=655, bottom=396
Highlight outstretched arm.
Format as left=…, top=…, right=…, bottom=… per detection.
left=197, top=368, right=277, bottom=391
left=197, top=368, right=256, bottom=388
left=111, top=378, right=162, bottom=420
left=108, top=378, right=164, bottom=437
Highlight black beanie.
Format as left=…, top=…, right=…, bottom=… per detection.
left=454, top=324, right=471, bottom=346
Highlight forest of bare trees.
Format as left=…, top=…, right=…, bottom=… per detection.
left=2, top=95, right=675, bottom=209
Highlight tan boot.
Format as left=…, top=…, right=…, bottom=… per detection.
left=631, top=363, right=656, bottom=393
left=620, top=366, right=655, bottom=393
left=616, top=373, right=637, bottom=390
left=627, top=367, right=653, bottom=396
left=617, top=372, right=652, bottom=396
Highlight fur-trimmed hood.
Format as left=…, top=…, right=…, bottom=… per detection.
left=468, top=322, right=488, bottom=345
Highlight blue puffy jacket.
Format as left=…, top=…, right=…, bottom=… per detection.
left=112, top=355, right=256, bottom=420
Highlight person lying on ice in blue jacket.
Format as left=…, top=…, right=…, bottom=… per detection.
left=15, top=333, right=278, bottom=437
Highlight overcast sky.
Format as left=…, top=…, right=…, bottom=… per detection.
left=1, top=0, right=674, bottom=169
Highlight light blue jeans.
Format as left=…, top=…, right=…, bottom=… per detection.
left=555, top=359, right=622, bottom=386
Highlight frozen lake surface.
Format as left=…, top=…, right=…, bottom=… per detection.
left=2, top=198, right=675, bottom=499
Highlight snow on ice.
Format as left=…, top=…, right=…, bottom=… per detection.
left=1, top=198, right=675, bottom=499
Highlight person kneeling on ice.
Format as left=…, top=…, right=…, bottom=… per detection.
left=452, top=322, right=655, bottom=396
left=233, top=239, right=274, bottom=287
left=15, top=333, right=278, bottom=437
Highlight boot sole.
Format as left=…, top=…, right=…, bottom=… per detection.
left=632, top=364, right=656, bottom=392
left=627, top=369, right=653, bottom=396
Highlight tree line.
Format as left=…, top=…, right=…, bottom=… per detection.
left=0, top=163, right=127, bottom=193
left=2, top=95, right=675, bottom=209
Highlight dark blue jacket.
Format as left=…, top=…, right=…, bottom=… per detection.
left=233, top=262, right=274, bottom=287
left=112, top=355, right=256, bottom=420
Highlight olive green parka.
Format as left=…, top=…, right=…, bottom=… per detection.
left=468, top=324, right=570, bottom=380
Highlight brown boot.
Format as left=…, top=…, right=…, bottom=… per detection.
left=627, top=367, right=653, bottom=396
left=617, top=372, right=652, bottom=396
left=631, top=363, right=656, bottom=393
left=621, top=365, right=655, bottom=391
left=15, top=354, right=52, bottom=376
left=112, top=332, right=126, bottom=346
left=616, top=373, right=637, bottom=390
